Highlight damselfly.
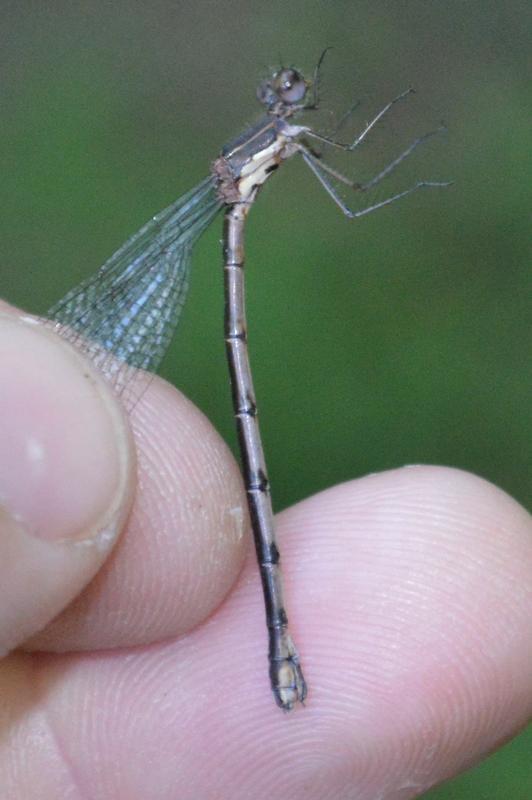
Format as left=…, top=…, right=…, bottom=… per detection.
left=45, top=54, right=450, bottom=710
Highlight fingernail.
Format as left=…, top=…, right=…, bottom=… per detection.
left=0, top=313, right=135, bottom=543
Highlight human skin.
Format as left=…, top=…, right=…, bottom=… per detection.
left=1, top=306, right=531, bottom=800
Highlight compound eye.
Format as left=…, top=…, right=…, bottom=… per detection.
left=274, top=69, right=307, bottom=104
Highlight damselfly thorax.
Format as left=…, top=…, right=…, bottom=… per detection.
left=213, top=115, right=304, bottom=205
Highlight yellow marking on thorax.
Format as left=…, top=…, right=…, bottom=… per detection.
left=237, top=137, right=287, bottom=201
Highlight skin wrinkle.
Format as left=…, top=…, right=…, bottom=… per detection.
left=40, top=701, right=87, bottom=800
left=21, top=655, right=85, bottom=800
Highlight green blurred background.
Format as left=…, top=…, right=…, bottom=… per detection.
left=2, top=1, right=530, bottom=795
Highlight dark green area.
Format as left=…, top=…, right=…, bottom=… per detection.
left=1, top=2, right=530, bottom=795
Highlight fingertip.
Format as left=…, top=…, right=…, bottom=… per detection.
left=27, top=376, right=249, bottom=651
left=276, top=466, right=532, bottom=788
left=0, top=312, right=136, bottom=652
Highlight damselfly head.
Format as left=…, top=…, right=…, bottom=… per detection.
left=257, top=68, right=307, bottom=110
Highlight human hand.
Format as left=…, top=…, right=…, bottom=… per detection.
left=1, top=306, right=531, bottom=799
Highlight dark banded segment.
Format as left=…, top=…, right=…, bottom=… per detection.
left=223, top=204, right=307, bottom=710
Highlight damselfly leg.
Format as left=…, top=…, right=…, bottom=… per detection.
left=292, top=86, right=450, bottom=219
left=298, top=127, right=451, bottom=218
left=304, top=87, right=416, bottom=151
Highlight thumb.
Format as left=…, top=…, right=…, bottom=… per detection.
left=0, top=309, right=135, bottom=654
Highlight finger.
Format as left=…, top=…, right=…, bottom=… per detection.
left=25, top=348, right=248, bottom=652
left=17, top=466, right=532, bottom=799
left=0, top=310, right=135, bottom=653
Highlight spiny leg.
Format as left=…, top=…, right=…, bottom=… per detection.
left=299, top=46, right=333, bottom=111
left=310, top=47, right=331, bottom=107
left=332, top=98, right=362, bottom=137
left=305, top=99, right=363, bottom=161
left=289, top=47, right=332, bottom=115
left=303, top=87, right=415, bottom=152
left=361, top=128, right=449, bottom=191
left=299, top=127, right=448, bottom=193
left=299, top=146, right=451, bottom=219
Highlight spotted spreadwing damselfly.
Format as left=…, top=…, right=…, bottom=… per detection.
left=45, top=54, right=450, bottom=710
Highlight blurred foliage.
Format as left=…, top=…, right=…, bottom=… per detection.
left=1, top=1, right=530, bottom=796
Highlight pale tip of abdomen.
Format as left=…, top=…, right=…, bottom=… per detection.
left=270, top=657, right=308, bottom=711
